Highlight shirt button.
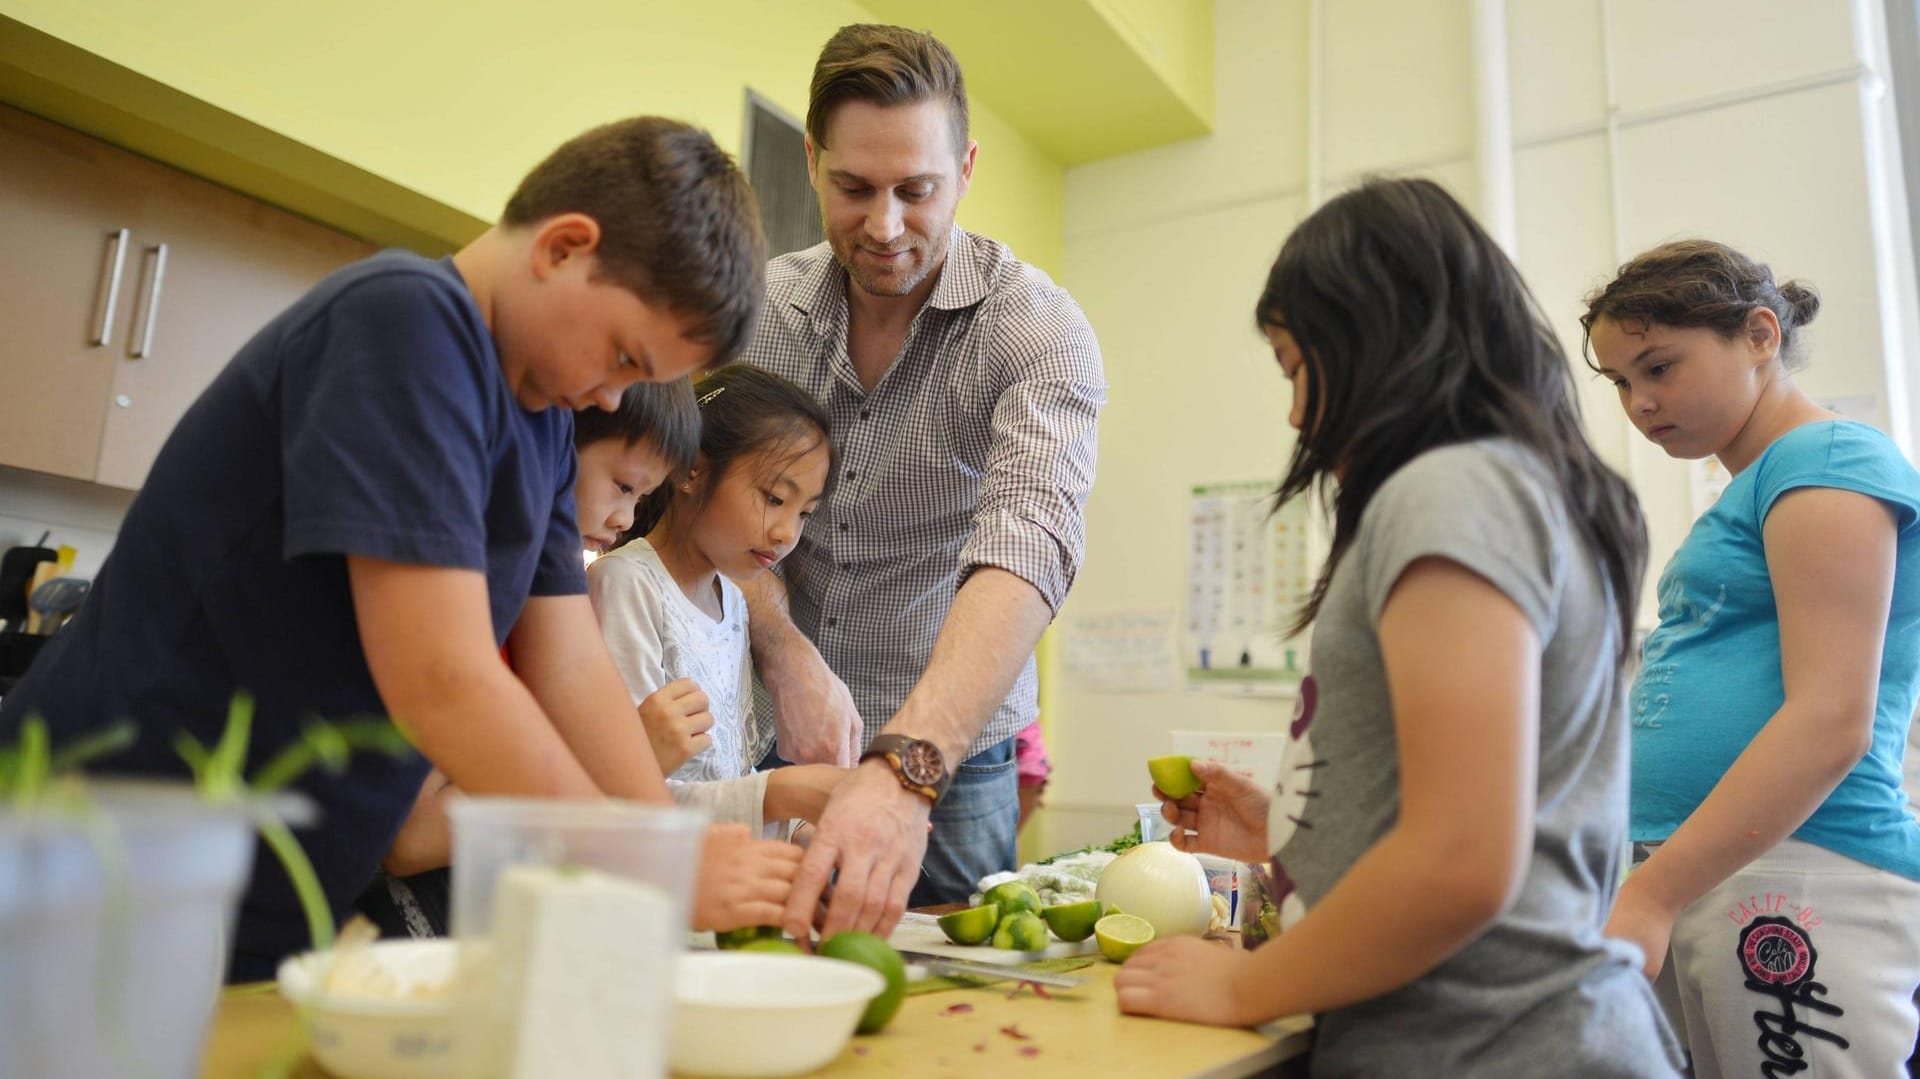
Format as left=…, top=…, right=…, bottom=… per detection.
left=845, top=471, right=858, bottom=482
left=826, top=617, right=839, bottom=628
left=860, top=409, right=871, bottom=420
left=839, top=523, right=849, bottom=532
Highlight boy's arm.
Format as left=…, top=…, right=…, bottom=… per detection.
left=509, top=593, right=673, bottom=804
left=384, top=770, right=455, bottom=877
left=351, top=557, right=601, bottom=798
left=742, top=571, right=862, bottom=766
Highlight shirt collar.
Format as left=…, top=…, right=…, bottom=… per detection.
left=926, top=226, right=986, bottom=312
left=791, top=225, right=984, bottom=332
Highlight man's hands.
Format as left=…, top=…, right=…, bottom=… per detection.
left=742, top=569, right=863, bottom=766
left=765, top=663, right=863, bottom=766
left=781, top=761, right=930, bottom=942
left=637, top=678, right=715, bottom=775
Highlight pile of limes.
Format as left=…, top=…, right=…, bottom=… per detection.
left=935, top=881, right=1116, bottom=955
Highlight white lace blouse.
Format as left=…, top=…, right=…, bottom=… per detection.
left=586, top=537, right=774, bottom=784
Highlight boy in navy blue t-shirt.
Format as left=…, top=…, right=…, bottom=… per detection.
left=0, top=117, right=778, bottom=981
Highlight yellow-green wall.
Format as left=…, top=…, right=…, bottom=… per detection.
left=0, top=0, right=1064, bottom=274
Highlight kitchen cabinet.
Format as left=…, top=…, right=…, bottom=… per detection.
left=0, top=104, right=374, bottom=490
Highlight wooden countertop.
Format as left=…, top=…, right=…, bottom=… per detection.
left=200, top=959, right=1310, bottom=1079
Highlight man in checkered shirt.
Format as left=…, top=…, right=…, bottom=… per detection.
left=742, top=24, right=1106, bottom=936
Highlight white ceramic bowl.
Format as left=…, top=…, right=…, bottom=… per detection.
left=671, top=952, right=885, bottom=1078
left=276, top=939, right=458, bottom=1079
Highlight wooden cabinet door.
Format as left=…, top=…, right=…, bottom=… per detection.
left=94, top=163, right=373, bottom=490
left=0, top=106, right=142, bottom=480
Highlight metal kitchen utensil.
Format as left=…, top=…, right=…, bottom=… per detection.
left=894, top=950, right=1087, bottom=988
left=26, top=576, right=89, bottom=635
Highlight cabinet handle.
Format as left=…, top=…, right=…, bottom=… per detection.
left=131, top=242, right=168, bottom=359
left=90, top=228, right=130, bottom=347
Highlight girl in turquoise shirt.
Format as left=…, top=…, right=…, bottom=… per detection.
left=1586, top=240, right=1920, bottom=1077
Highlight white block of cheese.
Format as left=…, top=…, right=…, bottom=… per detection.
left=488, top=864, right=676, bottom=1079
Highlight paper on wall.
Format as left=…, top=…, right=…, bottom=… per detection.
left=1170, top=729, right=1288, bottom=791
left=1061, top=608, right=1181, bottom=693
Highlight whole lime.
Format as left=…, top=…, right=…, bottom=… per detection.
left=980, top=880, right=1042, bottom=918
left=817, top=931, right=907, bottom=1034
left=738, top=937, right=804, bottom=954
left=714, top=925, right=782, bottom=950
left=991, top=911, right=1051, bottom=952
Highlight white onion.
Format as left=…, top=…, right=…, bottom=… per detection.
left=1094, top=841, right=1213, bottom=938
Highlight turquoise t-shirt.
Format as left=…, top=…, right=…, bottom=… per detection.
left=1630, top=420, right=1920, bottom=879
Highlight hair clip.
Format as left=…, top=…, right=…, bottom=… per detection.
left=697, top=385, right=727, bottom=407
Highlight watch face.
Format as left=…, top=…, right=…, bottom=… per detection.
left=900, top=741, right=943, bottom=785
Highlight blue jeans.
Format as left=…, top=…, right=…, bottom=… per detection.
left=909, top=737, right=1017, bottom=908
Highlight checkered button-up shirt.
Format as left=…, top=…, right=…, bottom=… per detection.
left=741, top=228, right=1106, bottom=757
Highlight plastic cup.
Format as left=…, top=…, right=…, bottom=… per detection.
left=449, top=798, right=707, bottom=1079
left=1135, top=801, right=1174, bottom=843
left=0, top=781, right=269, bottom=1079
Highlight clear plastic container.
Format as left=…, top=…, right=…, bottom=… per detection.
left=0, top=781, right=271, bottom=1079
left=448, top=798, right=707, bottom=1079
left=1135, top=801, right=1174, bottom=843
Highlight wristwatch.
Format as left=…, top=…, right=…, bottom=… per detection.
left=861, top=734, right=952, bottom=804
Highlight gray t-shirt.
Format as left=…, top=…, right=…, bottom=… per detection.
left=1275, top=440, right=1682, bottom=1078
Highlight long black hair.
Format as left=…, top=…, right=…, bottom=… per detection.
left=625, top=364, right=835, bottom=542
left=1258, top=177, right=1646, bottom=657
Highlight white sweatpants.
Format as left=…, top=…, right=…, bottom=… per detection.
left=1645, top=838, right=1920, bottom=1078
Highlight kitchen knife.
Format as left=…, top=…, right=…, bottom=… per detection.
left=896, top=950, right=1087, bottom=988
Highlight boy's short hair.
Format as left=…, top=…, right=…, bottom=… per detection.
left=573, top=380, right=701, bottom=474
left=806, top=24, right=969, bottom=158
left=503, top=117, right=765, bottom=369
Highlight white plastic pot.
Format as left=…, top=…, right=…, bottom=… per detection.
left=0, top=781, right=267, bottom=1079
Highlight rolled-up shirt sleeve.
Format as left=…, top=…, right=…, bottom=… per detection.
left=957, top=296, right=1106, bottom=611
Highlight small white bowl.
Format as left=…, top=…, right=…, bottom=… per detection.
left=671, top=952, right=885, bottom=1078
left=276, top=939, right=458, bottom=1079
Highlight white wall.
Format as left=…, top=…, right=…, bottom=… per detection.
left=0, top=466, right=130, bottom=582
left=1040, top=0, right=1919, bottom=856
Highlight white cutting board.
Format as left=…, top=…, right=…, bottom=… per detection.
left=886, top=911, right=1099, bottom=963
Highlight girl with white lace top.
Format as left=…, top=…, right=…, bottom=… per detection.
left=590, top=364, right=845, bottom=836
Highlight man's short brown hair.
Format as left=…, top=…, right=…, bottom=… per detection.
left=806, top=24, right=969, bottom=157
left=503, top=117, right=765, bottom=369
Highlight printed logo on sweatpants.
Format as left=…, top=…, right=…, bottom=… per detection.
left=1737, top=915, right=1849, bottom=1077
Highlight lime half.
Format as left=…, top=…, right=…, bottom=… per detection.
left=1147, top=755, right=1203, bottom=799
left=937, top=903, right=1000, bottom=946
left=1095, top=912, right=1155, bottom=963
left=1041, top=900, right=1104, bottom=943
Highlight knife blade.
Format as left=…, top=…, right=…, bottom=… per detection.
left=897, top=950, right=1087, bottom=988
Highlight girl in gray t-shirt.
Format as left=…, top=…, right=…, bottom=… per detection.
left=1115, top=178, right=1684, bottom=1078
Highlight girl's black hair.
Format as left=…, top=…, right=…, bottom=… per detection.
left=1257, top=177, right=1647, bottom=657
left=573, top=379, right=701, bottom=474
left=625, top=364, right=835, bottom=542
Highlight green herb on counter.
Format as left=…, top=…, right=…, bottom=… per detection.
left=1037, top=820, right=1142, bottom=865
